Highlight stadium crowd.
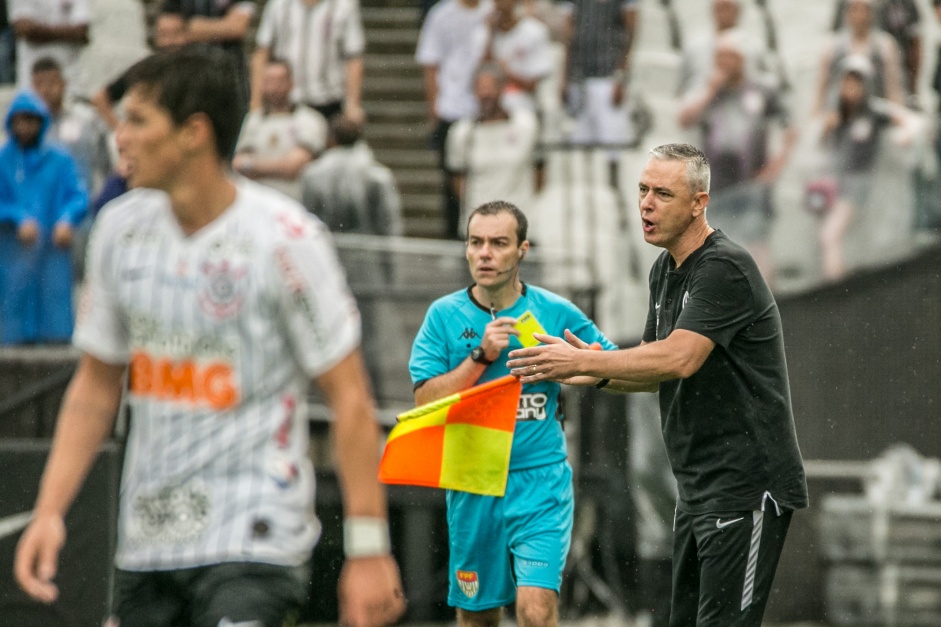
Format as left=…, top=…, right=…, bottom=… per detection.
left=0, top=0, right=940, bottom=342
left=0, top=2, right=937, bottom=626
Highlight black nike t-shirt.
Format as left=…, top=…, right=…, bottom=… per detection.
left=643, top=230, right=808, bottom=515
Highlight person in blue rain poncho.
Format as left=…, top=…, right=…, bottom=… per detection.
left=0, top=89, right=88, bottom=344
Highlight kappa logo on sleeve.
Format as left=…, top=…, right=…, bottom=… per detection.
left=456, top=570, right=479, bottom=598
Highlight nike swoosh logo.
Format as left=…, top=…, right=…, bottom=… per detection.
left=715, top=517, right=744, bottom=529
left=0, top=510, right=33, bottom=540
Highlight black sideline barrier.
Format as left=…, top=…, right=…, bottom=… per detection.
left=0, top=440, right=120, bottom=627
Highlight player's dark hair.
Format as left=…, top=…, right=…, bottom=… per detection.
left=124, top=45, right=244, bottom=161
left=31, top=57, right=62, bottom=76
left=649, top=143, right=711, bottom=194
left=467, top=200, right=528, bottom=245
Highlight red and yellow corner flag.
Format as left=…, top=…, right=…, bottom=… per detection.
left=378, top=375, right=521, bottom=497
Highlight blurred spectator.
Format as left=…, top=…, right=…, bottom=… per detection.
left=90, top=13, right=188, bottom=131
left=9, top=0, right=90, bottom=95
left=479, top=0, right=553, bottom=113
left=814, top=0, right=905, bottom=114
left=478, top=0, right=553, bottom=191
left=446, top=64, right=538, bottom=237
left=915, top=0, right=941, bottom=235
left=162, top=0, right=255, bottom=103
left=813, top=55, right=917, bottom=280
left=416, top=0, right=491, bottom=240
left=561, top=0, right=638, bottom=189
left=0, top=91, right=87, bottom=345
left=301, top=114, right=403, bottom=236
left=677, top=0, right=781, bottom=98
left=301, top=114, right=402, bottom=394
left=678, top=31, right=796, bottom=284
left=252, top=0, right=365, bottom=122
left=0, top=0, right=13, bottom=84
left=233, top=58, right=327, bottom=201
left=31, top=57, right=110, bottom=199
left=831, top=0, right=922, bottom=101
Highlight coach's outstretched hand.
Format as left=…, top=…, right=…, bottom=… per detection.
left=339, top=554, right=406, bottom=627
left=14, top=512, right=66, bottom=604
left=508, top=330, right=596, bottom=385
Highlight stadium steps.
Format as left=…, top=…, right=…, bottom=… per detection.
left=361, top=3, right=443, bottom=237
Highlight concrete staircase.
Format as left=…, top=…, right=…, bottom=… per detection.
left=361, top=2, right=443, bottom=238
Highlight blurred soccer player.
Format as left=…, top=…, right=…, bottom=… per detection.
left=14, top=46, right=405, bottom=627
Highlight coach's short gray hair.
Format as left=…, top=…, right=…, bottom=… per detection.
left=648, top=143, right=711, bottom=194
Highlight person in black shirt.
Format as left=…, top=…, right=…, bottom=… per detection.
left=508, top=143, right=808, bottom=627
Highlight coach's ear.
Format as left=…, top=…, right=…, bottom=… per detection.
left=691, top=191, right=709, bottom=219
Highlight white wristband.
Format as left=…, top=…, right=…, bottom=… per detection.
left=343, top=516, right=392, bottom=558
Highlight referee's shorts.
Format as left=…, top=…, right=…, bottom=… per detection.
left=670, top=503, right=793, bottom=627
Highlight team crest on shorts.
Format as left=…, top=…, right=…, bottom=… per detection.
left=199, top=260, right=246, bottom=319
left=457, top=570, right=479, bottom=598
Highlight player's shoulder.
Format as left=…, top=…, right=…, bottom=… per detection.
left=237, top=179, right=329, bottom=245
left=95, top=188, right=167, bottom=234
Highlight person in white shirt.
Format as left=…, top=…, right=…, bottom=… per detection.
left=234, top=58, right=328, bottom=201
left=479, top=0, right=553, bottom=113
left=9, top=0, right=90, bottom=95
left=13, top=46, right=405, bottom=627
left=677, top=0, right=781, bottom=99
left=417, top=0, right=492, bottom=239
left=251, top=0, right=365, bottom=122
left=447, top=63, right=539, bottom=238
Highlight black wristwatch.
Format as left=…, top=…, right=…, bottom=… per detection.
left=470, top=346, right=493, bottom=365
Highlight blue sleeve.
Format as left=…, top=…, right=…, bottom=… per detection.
left=53, top=154, right=89, bottom=226
left=409, top=303, right=452, bottom=386
left=563, top=300, right=618, bottom=351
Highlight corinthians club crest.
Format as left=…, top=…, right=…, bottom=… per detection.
left=456, top=570, right=479, bottom=598
left=199, top=260, right=246, bottom=319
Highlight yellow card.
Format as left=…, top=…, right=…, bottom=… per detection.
left=514, top=311, right=547, bottom=348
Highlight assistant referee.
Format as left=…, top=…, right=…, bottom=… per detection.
left=508, top=143, right=808, bottom=627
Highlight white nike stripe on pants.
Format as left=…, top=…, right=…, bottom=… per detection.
left=741, top=510, right=763, bottom=611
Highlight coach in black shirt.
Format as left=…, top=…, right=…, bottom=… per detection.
left=508, top=142, right=808, bottom=626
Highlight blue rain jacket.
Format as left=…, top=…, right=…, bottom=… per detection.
left=0, top=90, right=88, bottom=345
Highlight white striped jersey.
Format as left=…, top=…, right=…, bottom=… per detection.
left=75, top=180, right=361, bottom=571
